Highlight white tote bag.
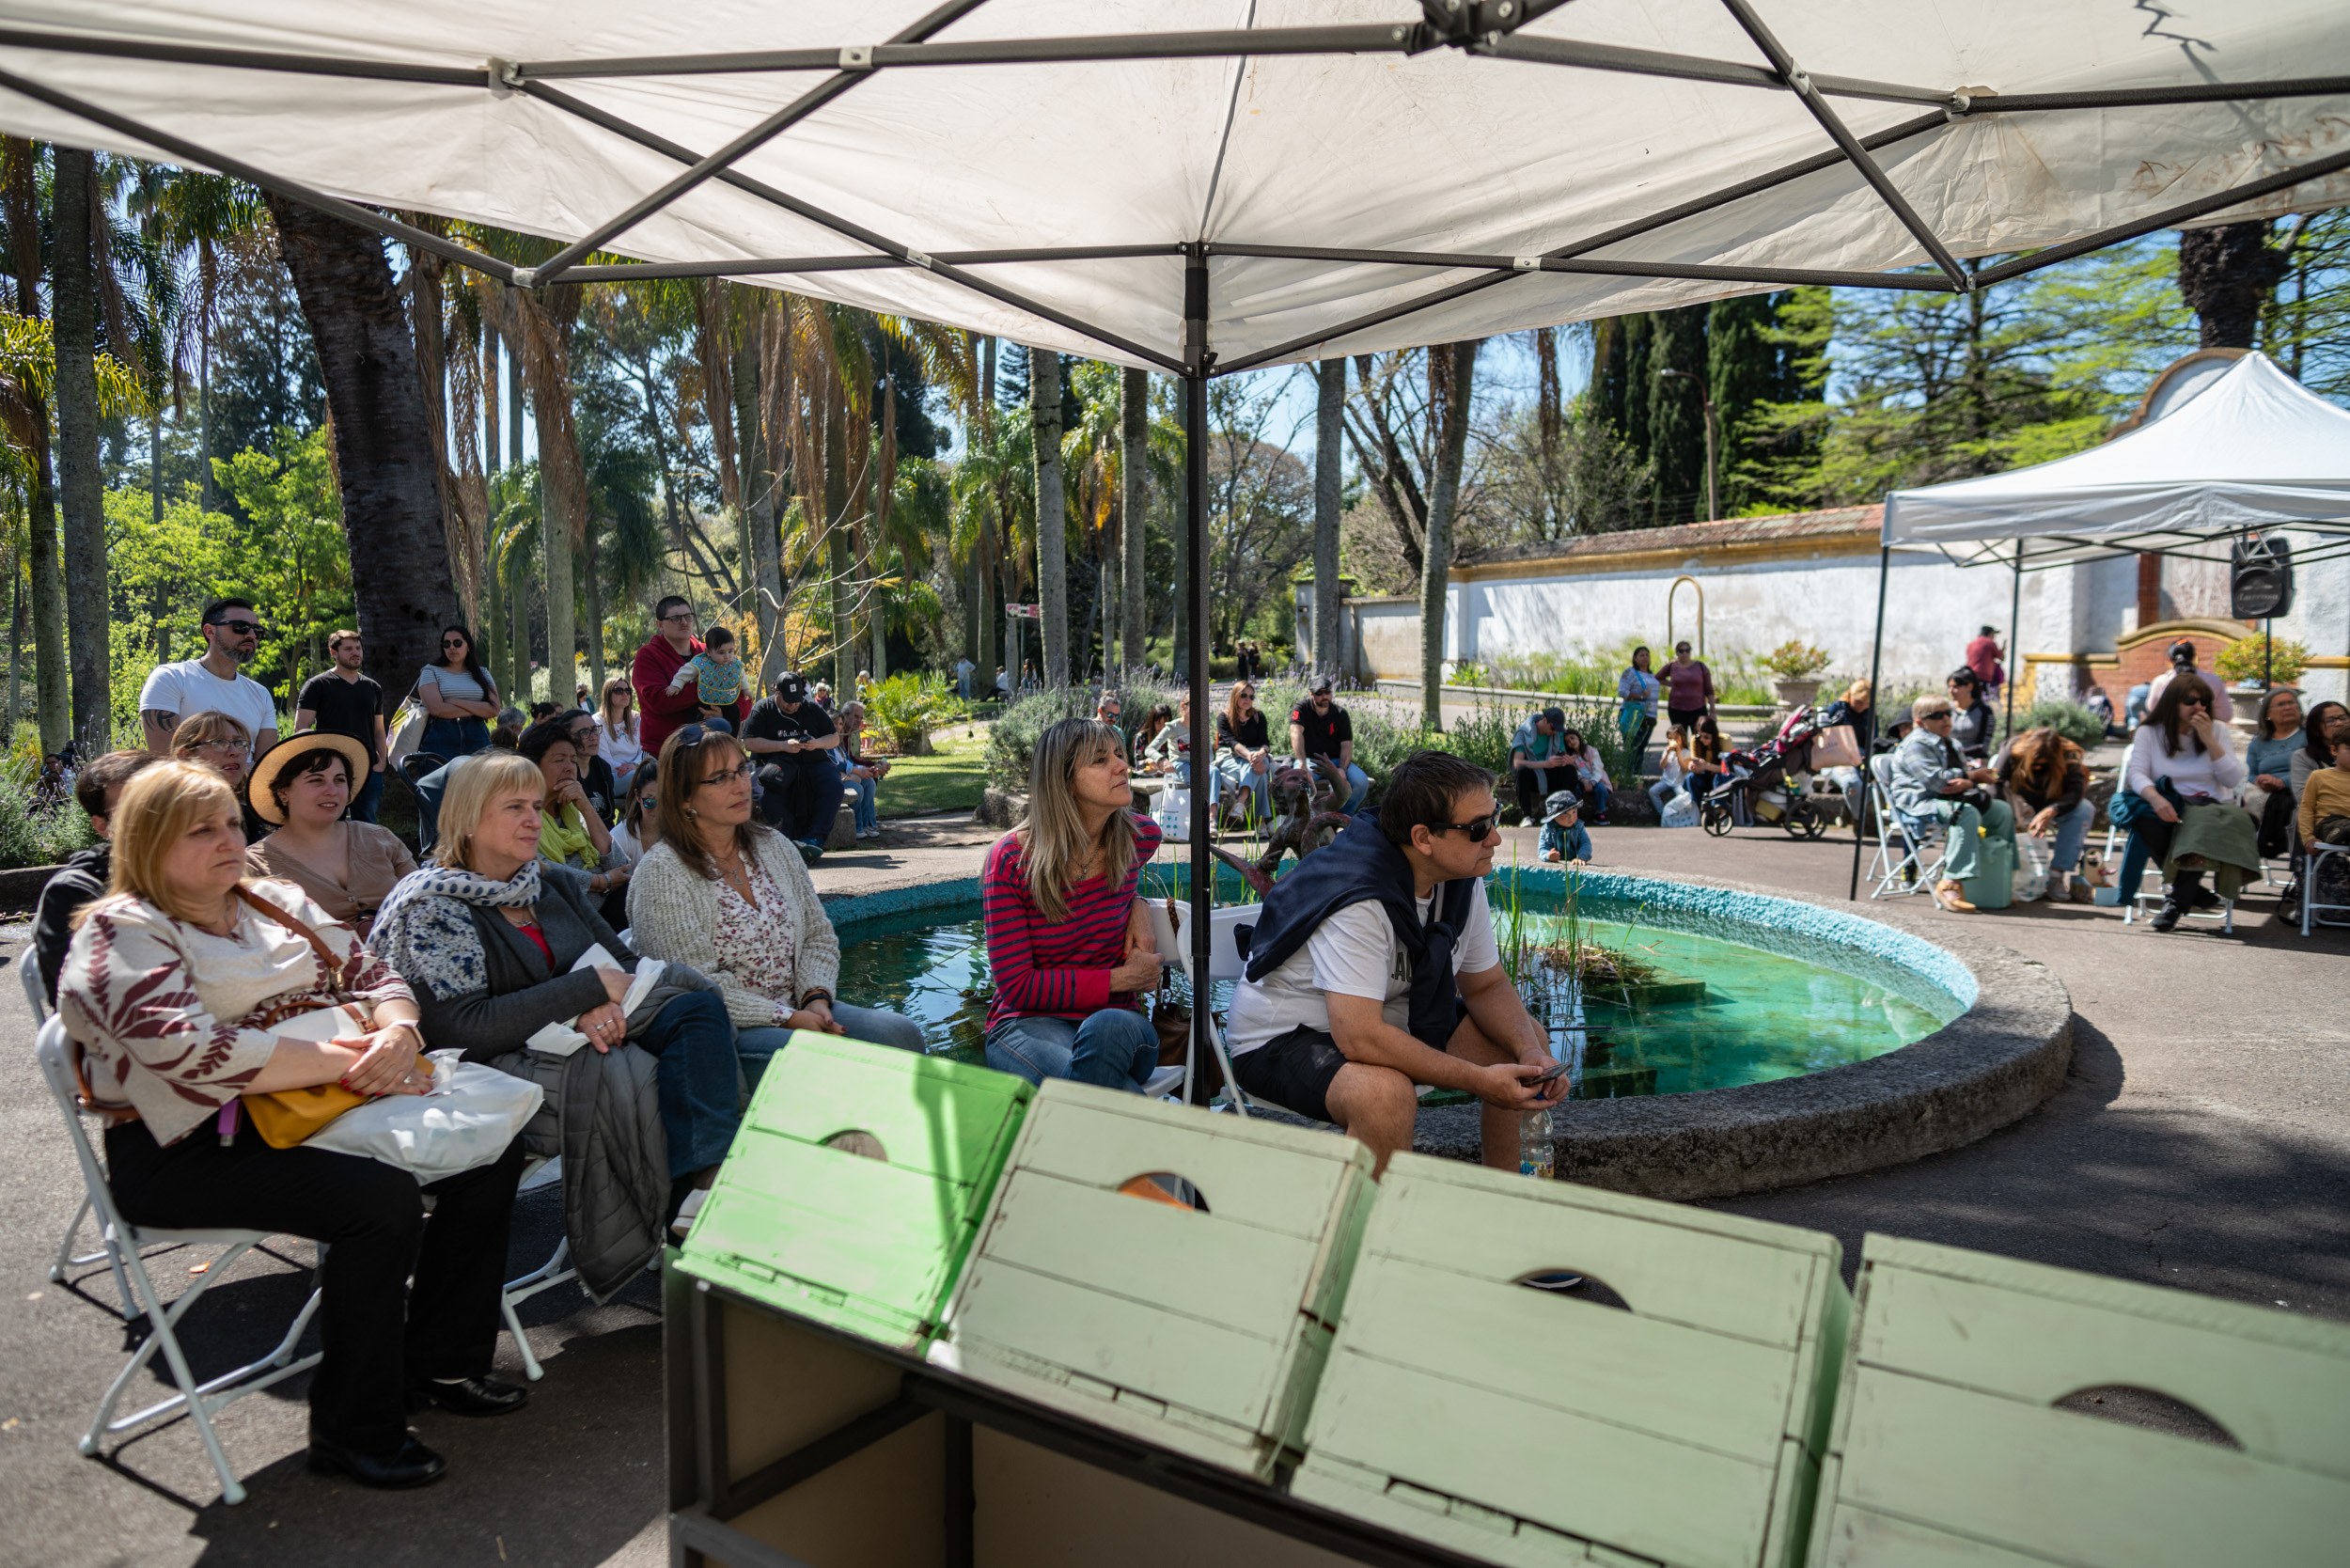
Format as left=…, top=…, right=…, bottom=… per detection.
left=1153, top=786, right=1193, bottom=843
left=306, top=1050, right=543, bottom=1183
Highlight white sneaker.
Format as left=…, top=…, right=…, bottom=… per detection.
left=858, top=827, right=881, bottom=839
left=670, top=1187, right=709, bottom=1240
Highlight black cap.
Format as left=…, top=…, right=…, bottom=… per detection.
left=1310, top=676, right=1334, bottom=694
left=776, top=672, right=807, bottom=700
left=1543, top=706, right=1566, bottom=729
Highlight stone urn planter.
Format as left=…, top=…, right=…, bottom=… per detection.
left=1771, top=678, right=1823, bottom=711
left=2227, top=683, right=2267, bottom=730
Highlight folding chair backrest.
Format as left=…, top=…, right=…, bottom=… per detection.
left=20, top=952, right=49, bottom=1021
left=33, top=1016, right=126, bottom=1240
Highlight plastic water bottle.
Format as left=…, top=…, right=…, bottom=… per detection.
left=1518, top=1105, right=1556, bottom=1180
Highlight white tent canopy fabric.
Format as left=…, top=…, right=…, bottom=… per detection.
left=1883, top=353, right=2350, bottom=567
left=1, top=0, right=2347, bottom=372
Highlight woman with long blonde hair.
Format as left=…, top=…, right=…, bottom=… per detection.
left=597, top=676, right=645, bottom=791
left=979, top=718, right=1164, bottom=1089
left=58, top=761, right=525, bottom=1488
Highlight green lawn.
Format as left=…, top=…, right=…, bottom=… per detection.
left=877, top=729, right=989, bottom=818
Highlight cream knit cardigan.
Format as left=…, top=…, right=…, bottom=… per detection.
left=623, top=828, right=840, bottom=1030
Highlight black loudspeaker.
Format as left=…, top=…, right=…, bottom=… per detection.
left=2231, top=535, right=2294, bottom=619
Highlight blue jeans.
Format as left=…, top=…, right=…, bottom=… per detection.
left=1214, top=753, right=1273, bottom=823
left=631, top=992, right=745, bottom=1179
left=350, top=765, right=385, bottom=824
left=985, top=1010, right=1157, bottom=1092
left=734, top=1004, right=926, bottom=1085
left=842, top=770, right=877, bottom=835
left=421, top=715, right=489, bottom=760
left=1648, top=776, right=1683, bottom=816
left=1306, top=759, right=1370, bottom=814
left=2029, top=796, right=2097, bottom=874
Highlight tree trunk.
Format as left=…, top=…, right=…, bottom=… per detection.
left=1121, top=367, right=1149, bottom=674
left=7, top=549, right=21, bottom=735
left=511, top=288, right=588, bottom=712
left=581, top=522, right=605, bottom=700
left=2178, top=221, right=2287, bottom=348
left=826, top=383, right=855, bottom=693
left=52, top=147, right=110, bottom=754
left=1167, top=412, right=1188, bottom=681
left=1419, top=341, right=1479, bottom=729
left=267, top=194, right=461, bottom=726
left=26, top=398, right=66, bottom=752
left=1313, top=357, right=1344, bottom=676
left=1031, top=349, right=1068, bottom=686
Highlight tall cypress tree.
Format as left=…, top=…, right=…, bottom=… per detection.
left=1620, top=315, right=1653, bottom=463
left=1645, top=306, right=1708, bottom=523
left=1707, top=292, right=1783, bottom=516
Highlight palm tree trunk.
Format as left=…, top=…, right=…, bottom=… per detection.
left=581, top=521, right=605, bottom=699
left=1121, top=368, right=1149, bottom=674
left=1031, top=349, right=1068, bottom=686
left=52, top=147, right=110, bottom=754
left=825, top=382, right=854, bottom=692
left=543, top=470, right=571, bottom=707
left=266, top=194, right=461, bottom=719
left=7, top=556, right=21, bottom=738
left=1419, top=341, right=1479, bottom=729
left=1314, top=358, right=1344, bottom=676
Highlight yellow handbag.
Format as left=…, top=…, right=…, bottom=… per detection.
left=234, top=889, right=422, bottom=1149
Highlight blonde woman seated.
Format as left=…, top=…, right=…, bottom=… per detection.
left=369, top=751, right=742, bottom=1281
left=58, top=760, right=526, bottom=1490
left=626, top=727, right=923, bottom=1076
left=245, top=733, right=417, bottom=937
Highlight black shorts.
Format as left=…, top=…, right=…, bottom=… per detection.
left=1668, top=705, right=1707, bottom=731
left=1230, top=1025, right=1351, bottom=1124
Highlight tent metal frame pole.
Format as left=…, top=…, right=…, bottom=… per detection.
left=556, top=243, right=1185, bottom=283
left=2002, top=541, right=2023, bottom=738
left=1207, top=242, right=1959, bottom=292
left=520, top=81, right=1186, bottom=371
left=528, top=0, right=995, bottom=285
left=1716, top=0, right=1968, bottom=288
left=1182, top=245, right=1214, bottom=1074
left=1849, top=544, right=1891, bottom=901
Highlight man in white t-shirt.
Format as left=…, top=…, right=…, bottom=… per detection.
left=138, top=597, right=279, bottom=762
left=1225, top=750, right=1562, bottom=1174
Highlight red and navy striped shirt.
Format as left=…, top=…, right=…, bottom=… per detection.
left=981, top=815, right=1162, bottom=1028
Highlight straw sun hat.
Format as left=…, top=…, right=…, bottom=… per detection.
left=246, top=731, right=373, bottom=825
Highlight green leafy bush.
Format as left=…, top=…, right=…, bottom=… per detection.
left=1759, top=640, right=1833, bottom=680
left=2003, top=699, right=2107, bottom=748
left=0, top=761, right=96, bottom=870
left=863, top=671, right=964, bottom=751
left=984, top=687, right=1101, bottom=787
left=2215, top=634, right=2310, bottom=687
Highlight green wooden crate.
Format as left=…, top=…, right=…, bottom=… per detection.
left=929, top=1078, right=1378, bottom=1481
left=1291, top=1152, right=1848, bottom=1568
left=675, top=1032, right=1032, bottom=1351
left=1810, top=1233, right=2350, bottom=1568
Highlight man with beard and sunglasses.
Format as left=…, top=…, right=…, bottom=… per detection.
left=1224, top=749, right=1564, bottom=1176
left=139, top=597, right=280, bottom=766
left=1289, top=676, right=1370, bottom=814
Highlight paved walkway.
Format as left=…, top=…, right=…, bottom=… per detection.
left=2, top=814, right=2343, bottom=1565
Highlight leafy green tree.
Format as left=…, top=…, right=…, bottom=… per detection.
left=213, top=427, right=353, bottom=703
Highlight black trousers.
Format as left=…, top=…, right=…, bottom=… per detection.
left=103, top=1117, right=526, bottom=1453
left=760, top=760, right=837, bottom=842
left=1514, top=764, right=1580, bottom=822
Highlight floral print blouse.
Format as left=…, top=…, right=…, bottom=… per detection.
left=709, top=857, right=797, bottom=1014
left=58, top=879, right=414, bottom=1146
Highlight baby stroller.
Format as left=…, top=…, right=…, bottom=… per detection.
left=1700, top=707, right=1830, bottom=839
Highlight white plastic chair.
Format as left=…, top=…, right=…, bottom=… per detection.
left=19, top=957, right=118, bottom=1293
left=33, top=1016, right=324, bottom=1506
left=2101, top=821, right=2235, bottom=933
left=1148, top=899, right=1258, bottom=1115
left=1866, top=755, right=1945, bottom=900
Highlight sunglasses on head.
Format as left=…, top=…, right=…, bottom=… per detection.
left=1432, top=814, right=1497, bottom=843
left=211, top=619, right=263, bottom=636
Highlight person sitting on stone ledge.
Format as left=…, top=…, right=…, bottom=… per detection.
left=1223, top=750, right=1564, bottom=1177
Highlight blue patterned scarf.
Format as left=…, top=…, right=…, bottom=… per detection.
left=370, top=860, right=543, bottom=1001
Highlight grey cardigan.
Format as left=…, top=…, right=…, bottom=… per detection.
left=624, top=829, right=841, bottom=1031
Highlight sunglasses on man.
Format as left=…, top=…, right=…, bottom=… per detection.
left=210, top=618, right=264, bottom=637
left=1432, top=814, right=1497, bottom=843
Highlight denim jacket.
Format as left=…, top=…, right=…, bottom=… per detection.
left=1888, top=728, right=1967, bottom=819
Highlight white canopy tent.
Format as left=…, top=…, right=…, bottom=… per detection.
left=5, top=0, right=2349, bottom=1074
left=1850, top=351, right=2350, bottom=896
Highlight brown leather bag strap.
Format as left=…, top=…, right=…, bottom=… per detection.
left=235, top=886, right=347, bottom=992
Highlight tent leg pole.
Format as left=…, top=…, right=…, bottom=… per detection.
left=1849, top=545, right=1889, bottom=901
left=1183, top=247, right=1213, bottom=1074
left=2003, top=541, right=2023, bottom=736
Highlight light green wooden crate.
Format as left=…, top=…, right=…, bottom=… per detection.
left=929, top=1078, right=1378, bottom=1481
left=1291, top=1153, right=1848, bottom=1568
left=676, top=1032, right=1032, bottom=1351
left=1810, top=1233, right=2350, bottom=1568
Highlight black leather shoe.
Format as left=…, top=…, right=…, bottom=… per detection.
left=408, top=1376, right=530, bottom=1418
left=2150, top=898, right=2185, bottom=933
left=307, top=1435, right=446, bottom=1489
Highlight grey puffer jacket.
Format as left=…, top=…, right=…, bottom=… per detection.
left=404, top=865, right=712, bottom=1301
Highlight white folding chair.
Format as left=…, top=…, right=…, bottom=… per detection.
left=2301, top=842, right=2350, bottom=935
left=2106, top=821, right=2236, bottom=933
left=497, top=1156, right=577, bottom=1382
left=33, top=1017, right=323, bottom=1506
left=1150, top=899, right=1259, bottom=1115
left=1866, top=756, right=1944, bottom=900
left=19, top=957, right=118, bottom=1292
